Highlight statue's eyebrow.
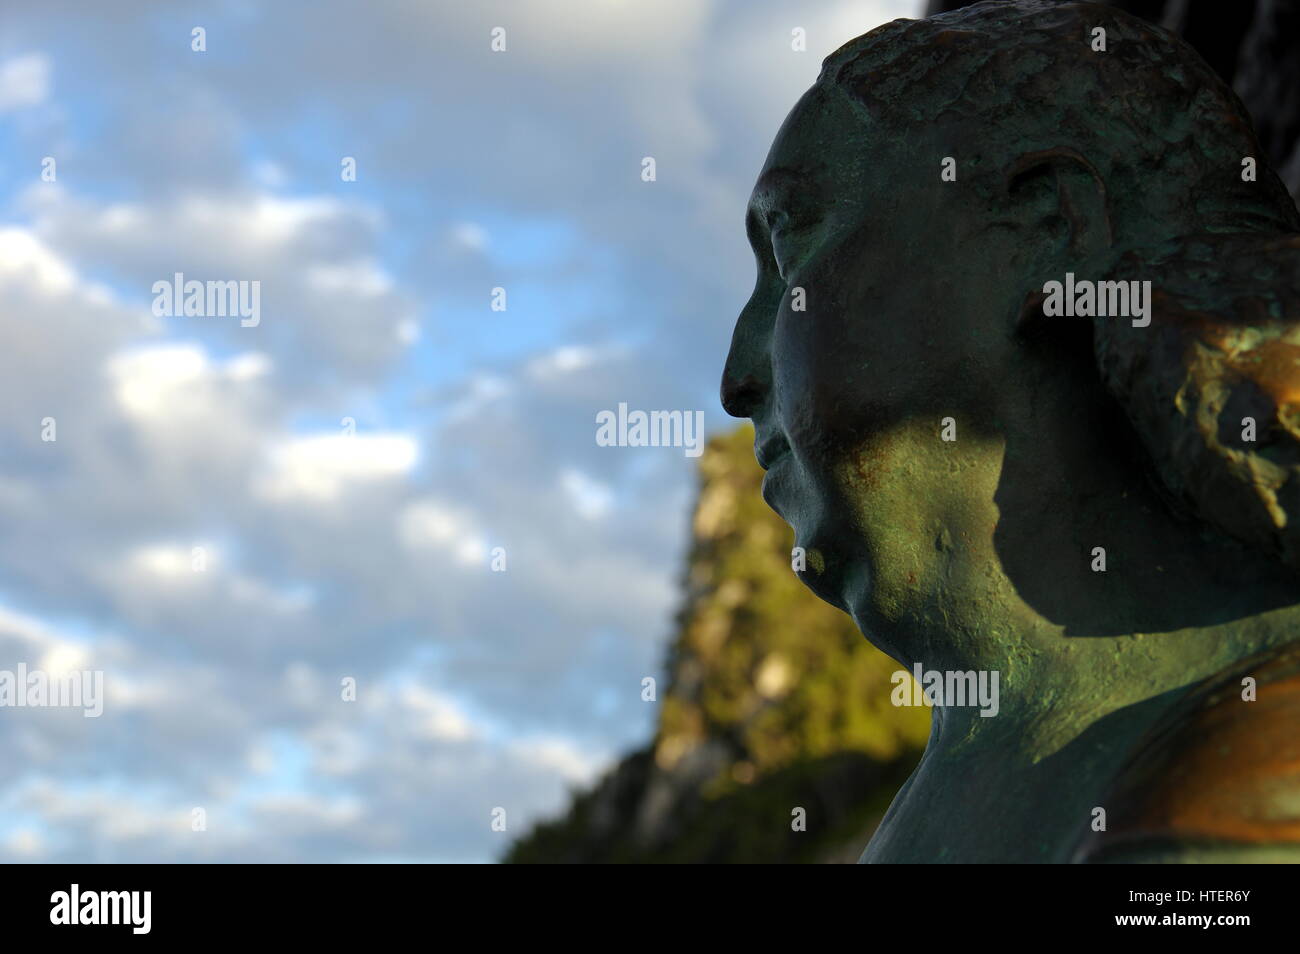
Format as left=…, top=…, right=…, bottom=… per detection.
left=745, top=168, right=809, bottom=258
left=748, top=167, right=806, bottom=223
left=745, top=205, right=769, bottom=256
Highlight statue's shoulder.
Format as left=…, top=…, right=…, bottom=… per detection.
left=1074, top=641, right=1300, bottom=863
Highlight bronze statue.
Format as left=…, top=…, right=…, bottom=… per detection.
left=721, top=0, right=1300, bottom=862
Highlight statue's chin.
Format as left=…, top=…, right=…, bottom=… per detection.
left=790, top=537, right=856, bottom=615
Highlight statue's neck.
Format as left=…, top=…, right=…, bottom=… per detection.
left=859, top=611, right=1300, bottom=863
left=924, top=360, right=1300, bottom=759
left=920, top=601, right=1300, bottom=765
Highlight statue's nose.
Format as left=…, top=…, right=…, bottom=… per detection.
left=720, top=365, right=763, bottom=419
left=720, top=321, right=771, bottom=419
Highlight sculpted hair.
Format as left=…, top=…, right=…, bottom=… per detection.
left=1095, top=232, right=1300, bottom=573
left=818, top=0, right=1300, bottom=241
left=821, top=0, right=1300, bottom=571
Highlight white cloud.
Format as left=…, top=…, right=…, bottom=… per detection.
left=3, top=829, right=43, bottom=858
left=560, top=468, right=614, bottom=520
left=507, top=734, right=607, bottom=785
left=255, top=433, right=419, bottom=503
left=0, top=53, right=50, bottom=112
left=397, top=684, right=479, bottom=743
left=305, top=260, right=394, bottom=298
left=109, top=344, right=258, bottom=419
left=398, top=499, right=488, bottom=566
left=126, top=543, right=211, bottom=579
left=450, top=222, right=488, bottom=252
left=0, top=227, right=75, bottom=294
left=526, top=344, right=604, bottom=381
left=21, top=185, right=413, bottom=387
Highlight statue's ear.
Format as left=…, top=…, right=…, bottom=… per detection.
left=1003, top=146, right=1112, bottom=259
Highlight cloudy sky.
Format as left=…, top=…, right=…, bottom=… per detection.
left=0, top=0, right=915, bottom=863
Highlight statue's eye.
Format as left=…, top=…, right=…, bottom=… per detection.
left=770, top=219, right=811, bottom=280
left=770, top=230, right=792, bottom=279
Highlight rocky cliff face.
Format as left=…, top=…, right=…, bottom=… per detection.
left=506, top=427, right=929, bottom=864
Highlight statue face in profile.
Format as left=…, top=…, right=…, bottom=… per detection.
left=724, top=78, right=1022, bottom=653
left=722, top=0, right=1300, bottom=863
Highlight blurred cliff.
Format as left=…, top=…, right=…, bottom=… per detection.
left=506, top=426, right=930, bottom=863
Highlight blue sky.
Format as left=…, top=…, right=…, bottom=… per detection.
left=0, top=0, right=916, bottom=862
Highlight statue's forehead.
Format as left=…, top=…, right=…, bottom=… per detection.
left=762, top=86, right=837, bottom=167
left=753, top=83, right=874, bottom=205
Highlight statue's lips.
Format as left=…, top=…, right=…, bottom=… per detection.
left=757, top=435, right=792, bottom=518
left=760, top=449, right=793, bottom=519
left=755, top=434, right=790, bottom=471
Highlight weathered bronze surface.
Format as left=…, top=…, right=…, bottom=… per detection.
left=721, top=0, right=1300, bottom=862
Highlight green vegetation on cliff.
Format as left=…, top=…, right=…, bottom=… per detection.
left=506, top=425, right=929, bottom=863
